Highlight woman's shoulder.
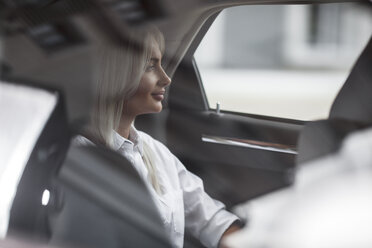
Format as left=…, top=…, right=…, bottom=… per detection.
left=137, top=130, right=182, bottom=176
left=137, top=131, right=171, bottom=154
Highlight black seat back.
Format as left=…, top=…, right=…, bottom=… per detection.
left=329, top=36, right=372, bottom=123
left=297, top=36, right=372, bottom=164
left=296, top=119, right=370, bottom=164
left=49, top=145, right=171, bottom=248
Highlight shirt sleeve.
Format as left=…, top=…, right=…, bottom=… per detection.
left=173, top=156, right=239, bottom=248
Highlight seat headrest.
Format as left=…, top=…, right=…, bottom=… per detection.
left=329, top=36, right=372, bottom=122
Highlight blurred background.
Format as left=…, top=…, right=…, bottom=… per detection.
left=195, top=3, right=372, bottom=120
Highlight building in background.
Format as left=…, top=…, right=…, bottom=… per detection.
left=195, top=3, right=372, bottom=120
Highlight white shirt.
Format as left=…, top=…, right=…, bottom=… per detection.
left=75, top=127, right=238, bottom=248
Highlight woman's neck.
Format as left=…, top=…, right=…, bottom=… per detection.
left=117, top=115, right=135, bottom=139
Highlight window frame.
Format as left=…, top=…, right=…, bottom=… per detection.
left=192, top=3, right=371, bottom=123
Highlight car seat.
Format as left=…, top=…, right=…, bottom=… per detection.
left=49, top=144, right=171, bottom=248
left=296, top=35, right=372, bottom=164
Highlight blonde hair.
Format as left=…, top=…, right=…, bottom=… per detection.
left=90, top=26, right=165, bottom=194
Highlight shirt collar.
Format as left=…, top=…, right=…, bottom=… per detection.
left=113, top=126, right=143, bottom=156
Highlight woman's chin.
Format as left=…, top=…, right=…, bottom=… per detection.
left=154, top=105, right=163, bottom=113
left=136, top=103, right=163, bottom=116
left=154, top=102, right=163, bottom=112
left=148, top=104, right=163, bottom=114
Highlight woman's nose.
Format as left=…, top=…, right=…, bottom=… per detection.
left=159, top=67, right=171, bottom=87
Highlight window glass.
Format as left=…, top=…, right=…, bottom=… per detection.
left=0, top=82, right=57, bottom=237
left=195, top=3, right=372, bottom=120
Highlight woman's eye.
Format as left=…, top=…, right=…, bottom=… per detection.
left=146, top=65, right=156, bottom=71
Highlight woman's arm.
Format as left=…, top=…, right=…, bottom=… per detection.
left=173, top=155, right=240, bottom=248
left=219, top=221, right=242, bottom=248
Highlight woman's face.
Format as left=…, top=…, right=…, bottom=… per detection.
left=125, top=39, right=171, bottom=117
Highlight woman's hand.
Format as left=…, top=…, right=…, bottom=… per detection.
left=219, top=221, right=242, bottom=248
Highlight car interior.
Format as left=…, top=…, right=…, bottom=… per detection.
left=2, top=79, right=171, bottom=248
left=6, top=78, right=70, bottom=241
left=0, top=0, right=371, bottom=247
left=296, top=36, right=372, bottom=164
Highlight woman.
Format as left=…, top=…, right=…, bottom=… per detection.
left=79, top=26, right=241, bottom=248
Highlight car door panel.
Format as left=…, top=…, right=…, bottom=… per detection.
left=167, top=57, right=302, bottom=207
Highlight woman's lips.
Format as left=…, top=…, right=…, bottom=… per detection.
left=152, top=92, right=164, bottom=101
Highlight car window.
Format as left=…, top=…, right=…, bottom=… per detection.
left=194, top=3, right=372, bottom=121
left=0, top=81, right=57, bottom=238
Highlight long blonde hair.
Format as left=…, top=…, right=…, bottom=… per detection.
left=90, top=26, right=165, bottom=194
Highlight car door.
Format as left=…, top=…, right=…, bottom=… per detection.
left=164, top=2, right=371, bottom=208
left=166, top=10, right=299, bottom=209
